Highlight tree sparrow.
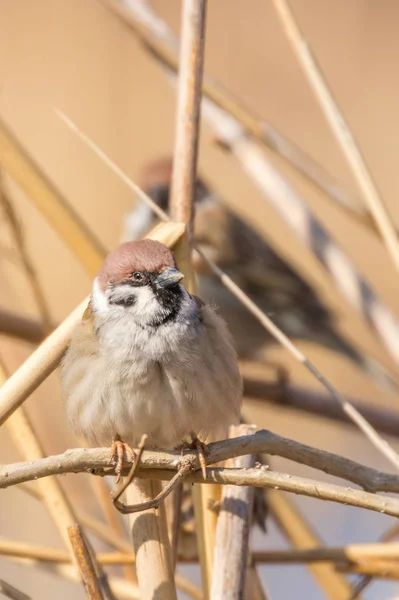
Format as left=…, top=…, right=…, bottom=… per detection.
left=124, top=157, right=394, bottom=389
left=61, top=239, right=242, bottom=478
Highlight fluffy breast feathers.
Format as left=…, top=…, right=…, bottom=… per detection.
left=62, top=289, right=242, bottom=448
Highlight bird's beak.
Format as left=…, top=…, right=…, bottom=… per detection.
left=154, top=267, right=185, bottom=289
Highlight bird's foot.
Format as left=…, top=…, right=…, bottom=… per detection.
left=111, top=435, right=136, bottom=483
left=112, top=434, right=148, bottom=509
left=188, top=433, right=210, bottom=479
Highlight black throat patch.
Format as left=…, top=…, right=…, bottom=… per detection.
left=108, top=272, right=184, bottom=325
left=149, top=280, right=183, bottom=327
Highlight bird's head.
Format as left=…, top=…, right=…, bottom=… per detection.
left=123, top=156, right=210, bottom=242
left=92, top=239, right=185, bottom=327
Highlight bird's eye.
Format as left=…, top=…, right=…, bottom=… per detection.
left=132, top=272, right=143, bottom=281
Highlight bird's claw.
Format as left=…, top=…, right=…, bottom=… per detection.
left=189, top=433, right=210, bottom=479
left=111, top=437, right=136, bottom=483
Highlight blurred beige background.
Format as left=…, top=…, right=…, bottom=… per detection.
left=1, top=1, right=399, bottom=598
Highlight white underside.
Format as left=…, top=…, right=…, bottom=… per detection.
left=62, top=281, right=242, bottom=448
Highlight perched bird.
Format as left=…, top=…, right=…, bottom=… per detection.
left=124, top=156, right=394, bottom=388
left=62, top=239, right=242, bottom=479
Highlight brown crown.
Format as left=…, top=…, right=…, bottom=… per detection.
left=97, top=239, right=177, bottom=290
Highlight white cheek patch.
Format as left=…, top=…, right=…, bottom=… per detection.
left=92, top=278, right=167, bottom=326
left=131, top=286, right=160, bottom=320
left=91, top=278, right=109, bottom=316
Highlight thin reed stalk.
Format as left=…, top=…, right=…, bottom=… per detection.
left=272, top=0, right=399, bottom=275
left=211, top=425, right=256, bottom=600
left=169, top=1, right=214, bottom=597
left=68, top=525, right=105, bottom=600
left=125, top=479, right=177, bottom=600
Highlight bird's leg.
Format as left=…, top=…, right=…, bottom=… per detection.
left=176, top=434, right=209, bottom=477
left=111, top=434, right=136, bottom=483
left=189, top=432, right=210, bottom=479
left=112, top=434, right=148, bottom=509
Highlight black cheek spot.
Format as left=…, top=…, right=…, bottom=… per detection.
left=109, top=295, right=136, bottom=307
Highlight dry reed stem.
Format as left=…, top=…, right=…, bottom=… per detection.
left=272, top=0, right=399, bottom=275
left=0, top=177, right=52, bottom=331
left=242, top=372, right=399, bottom=438
left=54, top=109, right=399, bottom=475
left=2, top=425, right=398, bottom=490
left=0, top=309, right=47, bottom=344
left=0, top=118, right=106, bottom=277
left=268, top=491, right=353, bottom=599
left=244, top=562, right=270, bottom=600
left=0, top=540, right=134, bottom=566
left=90, top=477, right=136, bottom=577
left=166, top=481, right=183, bottom=569
left=194, top=483, right=219, bottom=600
left=80, top=437, right=137, bottom=584
left=337, top=559, right=399, bottom=580
left=3, top=546, right=202, bottom=599
left=7, top=553, right=202, bottom=600
left=101, top=0, right=377, bottom=228
left=0, top=540, right=90, bottom=564
left=0, top=579, right=31, bottom=600
left=3, top=539, right=398, bottom=590
left=0, top=363, right=79, bottom=566
left=55, top=109, right=169, bottom=224
left=348, top=519, right=399, bottom=598
left=3, top=430, right=399, bottom=519
left=5, top=538, right=399, bottom=567
left=5, top=407, right=79, bottom=558
left=37, top=462, right=399, bottom=516
left=88, top=476, right=137, bottom=585
left=0, top=298, right=89, bottom=426
left=12, top=556, right=141, bottom=600
left=191, top=480, right=214, bottom=600
left=170, top=0, right=207, bottom=234
left=252, top=544, right=399, bottom=564
left=125, top=479, right=177, bottom=600
left=211, top=425, right=256, bottom=600
left=175, top=250, right=215, bottom=593
left=169, top=2, right=215, bottom=592
left=68, top=525, right=106, bottom=600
